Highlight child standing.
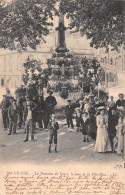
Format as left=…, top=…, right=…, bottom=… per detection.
left=81, top=112, right=90, bottom=142
left=75, top=107, right=81, bottom=132
left=48, top=114, right=59, bottom=153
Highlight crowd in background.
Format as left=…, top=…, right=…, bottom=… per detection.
left=66, top=92, right=125, bottom=155
left=0, top=88, right=125, bottom=155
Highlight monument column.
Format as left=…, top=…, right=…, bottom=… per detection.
left=56, top=13, right=68, bottom=53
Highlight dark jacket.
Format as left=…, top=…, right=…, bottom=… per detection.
left=45, top=95, right=57, bottom=114
left=0, top=98, right=11, bottom=113
left=8, top=105, right=19, bottom=121
left=116, top=99, right=125, bottom=108
left=49, top=121, right=59, bottom=134
left=37, top=98, right=45, bottom=113
left=45, top=96, right=57, bottom=107
left=23, top=101, right=37, bottom=122
left=108, top=110, right=118, bottom=138
left=65, top=105, right=74, bottom=117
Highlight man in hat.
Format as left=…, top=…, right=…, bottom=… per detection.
left=23, top=96, right=37, bottom=133
left=16, top=96, right=24, bottom=129
left=44, top=90, right=57, bottom=129
left=65, top=100, right=74, bottom=130
left=24, top=103, right=35, bottom=142
left=108, top=106, right=118, bottom=151
left=8, top=99, right=19, bottom=135
left=0, top=95, right=11, bottom=130
left=116, top=93, right=125, bottom=108
left=6, top=88, right=12, bottom=98
left=22, top=96, right=29, bottom=128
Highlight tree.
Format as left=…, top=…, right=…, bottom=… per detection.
left=59, top=0, right=125, bottom=52
left=22, top=57, right=49, bottom=97
left=0, top=0, right=57, bottom=51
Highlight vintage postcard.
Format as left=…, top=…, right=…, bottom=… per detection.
left=0, top=0, right=125, bottom=194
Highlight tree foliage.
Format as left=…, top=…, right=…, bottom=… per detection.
left=0, top=0, right=124, bottom=52
left=0, top=0, right=57, bottom=51
left=59, top=0, right=125, bottom=51
left=21, top=57, right=50, bottom=97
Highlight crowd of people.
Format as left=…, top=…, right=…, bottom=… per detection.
left=0, top=89, right=58, bottom=152
left=0, top=88, right=125, bottom=155
left=66, top=93, right=125, bottom=156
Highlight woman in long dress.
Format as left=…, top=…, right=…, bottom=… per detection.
left=95, top=107, right=112, bottom=153
left=115, top=117, right=124, bottom=155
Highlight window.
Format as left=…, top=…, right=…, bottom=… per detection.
left=9, top=55, right=12, bottom=72
left=3, top=56, right=7, bottom=72
left=17, top=54, right=21, bottom=71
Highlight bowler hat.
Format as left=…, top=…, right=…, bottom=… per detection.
left=118, top=93, right=124, bottom=98
left=47, top=90, right=53, bottom=94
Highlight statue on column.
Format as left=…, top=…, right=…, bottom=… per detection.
left=56, top=12, right=68, bottom=53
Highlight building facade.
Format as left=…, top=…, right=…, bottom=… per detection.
left=95, top=45, right=125, bottom=87
left=0, top=30, right=95, bottom=89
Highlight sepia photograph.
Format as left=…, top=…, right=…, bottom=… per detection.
left=0, top=0, right=125, bottom=194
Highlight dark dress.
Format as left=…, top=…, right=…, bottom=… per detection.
left=108, top=109, right=118, bottom=150
left=76, top=113, right=81, bottom=127
left=89, top=107, right=97, bottom=139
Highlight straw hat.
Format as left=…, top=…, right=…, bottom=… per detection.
left=117, top=106, right=124, bottom=111
left=98, top=106, right=106, bottom=111
left=75, top=107, right=81, bottom=111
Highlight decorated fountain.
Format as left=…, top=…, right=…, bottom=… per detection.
left=47, top=13, right=81, bottom=99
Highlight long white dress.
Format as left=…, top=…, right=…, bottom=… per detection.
left=95, top=114, right=112, bottom=152
left=115, top=118, right=124, bottom=155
